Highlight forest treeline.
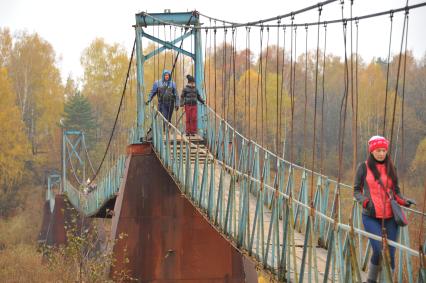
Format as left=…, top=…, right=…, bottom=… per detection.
left=0, top=27, right=425, bottom=218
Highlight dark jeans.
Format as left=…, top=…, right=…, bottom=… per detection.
left=362, top=214, right=398, bottom=269
left=159, top=103, right=174, bottom=122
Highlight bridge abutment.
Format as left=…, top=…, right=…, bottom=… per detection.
left=110, top=143, right=258, bottom=282
left=39, top=194, right=93, bottom=247
left=38, top=195, right=67, bottom=246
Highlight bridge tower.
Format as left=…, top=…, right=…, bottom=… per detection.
left=61, top=130, right=89, bottom=192
left=47, top=174, right=61, bottom=210
left=40, top=130, right=92, bottom=247
left=38, top=173, right=61, bottom=245
left=134, top=11, right=206, bottom=142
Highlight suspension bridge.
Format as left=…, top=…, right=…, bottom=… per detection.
left=39, top=1, right=426, bottom=282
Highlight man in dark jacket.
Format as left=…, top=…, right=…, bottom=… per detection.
left=180, top=74, right=204, bottom=136
left=146, top=70, right=179, bottom=123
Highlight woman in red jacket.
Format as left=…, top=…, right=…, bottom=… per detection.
left=354, top=135, right=415, bottom=283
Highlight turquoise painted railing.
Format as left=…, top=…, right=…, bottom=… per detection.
left=149, top=104, right=424, bottom=282
left=64, top=154, right=127, bottom=216
left=62, top=127, right=136, bottom=217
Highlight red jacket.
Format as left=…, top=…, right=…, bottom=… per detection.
left=354, top=161, right=407, bottom=219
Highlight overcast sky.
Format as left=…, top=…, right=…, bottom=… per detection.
left=1, top=0, right=425, bottom=82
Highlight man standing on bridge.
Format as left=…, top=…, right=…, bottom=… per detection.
left=146, top=69, right=179, bottom=123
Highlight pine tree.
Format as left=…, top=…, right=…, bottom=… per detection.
left=63, top=93, right=96, bottom=146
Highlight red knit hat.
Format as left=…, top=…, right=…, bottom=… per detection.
left=368, top=135, right=389, bottom=153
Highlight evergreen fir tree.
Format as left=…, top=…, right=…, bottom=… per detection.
left=63, top=92, right=96, bottom=146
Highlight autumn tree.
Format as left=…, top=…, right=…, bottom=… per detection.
left=6, top=32, right=63, bottom=166
left=0, top=68, right=30, bottom=215
left=64, top=75, right=79, bottom=100
left=0, top=28, right=12, bottom=67
left=80, top=38, right=130, bottom=144
left=409, top=137, right=426, bottom=185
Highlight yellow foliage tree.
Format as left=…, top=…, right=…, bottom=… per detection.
left=81, top=38, right=130, bottom=139
left=0, top=28, right=12, bottom=67
left=409, top=137, right=426, bottom=184
left=7, top=32, right=63, bottom=169
left=0, top=68, right=30, bottom=193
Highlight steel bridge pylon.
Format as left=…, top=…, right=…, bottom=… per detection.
left=134, top=11, right=206, bottom=142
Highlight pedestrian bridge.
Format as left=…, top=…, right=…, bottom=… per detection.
left=40, top=3, right=426, bottom=282
left=41, top=104, right=425, bottom=282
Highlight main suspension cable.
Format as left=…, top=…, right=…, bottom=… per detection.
left=146, top=0, right=338, bottom=29
left=88, top=40, right=136, bottom=185
left=139, top=2, right=426, bottom=29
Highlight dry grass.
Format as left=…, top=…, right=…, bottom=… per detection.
left=0, top=186, right=73, bottom=282
left=0, top=185, right=129, bottom=282
left=0, top=186, right=43, bottom=247
left=0, top=244, right=66, bottom=282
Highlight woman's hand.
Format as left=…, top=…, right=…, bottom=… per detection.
left=365, top=200, right=376, bottom=216
left=405, top=199, right=416, bottom=207
left=363, top=199, right=376, bottom=216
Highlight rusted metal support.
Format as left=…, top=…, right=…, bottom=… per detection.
left=51, top=195, right=67, bottom=246
left=110, top=144, right=257, bottom=282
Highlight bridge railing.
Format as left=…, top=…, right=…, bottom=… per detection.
left=149, top=103, right=424, bottom=282
left=63, top=125, right=136, bottom=217
left=203, top=104, right=424, bottom=245
left=203, top=104, right=421, bottom=215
